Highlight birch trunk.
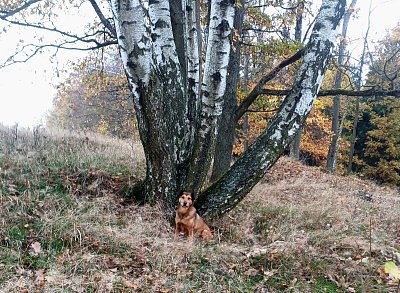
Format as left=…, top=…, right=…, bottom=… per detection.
left=111, top=0, right=346, bottom=219
left=196, top=0, right=346, bottom=218
left=111, top=0, right=236, bottom=213
left=185, top=0, right=236, bottom=194
left=289, top=0, right=305, bottom=160
left=210, top=2, right=245, bottom=182
left=111, top=0, right=193, bottom=212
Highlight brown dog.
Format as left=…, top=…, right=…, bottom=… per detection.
left=175, top=191, right=212, bottom=241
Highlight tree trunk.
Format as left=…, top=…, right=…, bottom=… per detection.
left=210, top=2, right=245, bottom=183
left=242, top=52, right=250, bottom=152
left=185, top=0, right=236, bottom=195
left=111, top=0, right=235, bottom=213
left=348, top=0, right=370, bottom=173
left=326, top=0, right=357, bottom=172
left=111, top=0, right=345, bottom=219
left=289, top=0, right=305, bottom=160
left=289, top=130, right=302, bottom=159
left=347, top=97, right=360, bottom=172
left=196, top=0, right=346, bottom=218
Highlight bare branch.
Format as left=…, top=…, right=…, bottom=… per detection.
left=0, top=0, right=42, bottom=19
left=258, top=88, right=400, bottom=98
left=4, top=18, right=115, bottom=41
left=1, top=39, right=117, bottom=69
left=88, top=0, right=116, bottom=37
left=383, top=47, right=400, bottom=85
left=235, top=47, right=305, bottom=122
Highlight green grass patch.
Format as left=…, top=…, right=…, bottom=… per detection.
left=253, top=206, right=290, bottom=239
left=312, top=276, right=339, bottom=292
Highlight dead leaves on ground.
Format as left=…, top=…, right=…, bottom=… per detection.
left=29, top=241, right=42, bottom=256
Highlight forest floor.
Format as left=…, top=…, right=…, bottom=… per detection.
left=0, top=125, right=399, bottom=292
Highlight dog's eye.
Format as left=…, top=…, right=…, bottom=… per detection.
left=188, top=197, right=191, bottom=200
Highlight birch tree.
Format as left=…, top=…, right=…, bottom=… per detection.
left=110, top=0, right=346, bottom=217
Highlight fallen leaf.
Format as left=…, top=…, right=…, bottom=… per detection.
left=35, top=269, right=45, bottom=282
left=35, top=269, right=46, bottom=288
left=244, top=268, right=259, bottom=276
left=384, top=262, right=400, bottom=279
left=30, top=241, right=42, bottom=256
left=124, top=279, right=139, bottom=289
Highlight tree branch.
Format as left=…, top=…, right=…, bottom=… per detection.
left=1, top=40, right=117, bottom=69
left=4, top=18, right=115, bottom=41
left=235, top=47, right=305, bottom=122
left=88, top=0, right=117, bottom=37
left=0, top=0, right=42, bottom=19
left=257, top=88, right=400, bottom=98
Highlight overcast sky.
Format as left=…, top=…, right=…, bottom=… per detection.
left=0, top=0, right=399, bottom=128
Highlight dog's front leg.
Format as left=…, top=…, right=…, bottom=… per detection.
left=175, top=223, right=181, bottom=240
left=188, top=227, right=194, bottom=241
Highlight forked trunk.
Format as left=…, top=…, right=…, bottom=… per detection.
left=111, top=0, right=346, bottom=218
left=111, top=0, right=235, bottom=213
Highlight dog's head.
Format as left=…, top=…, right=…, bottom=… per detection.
left=178, top=191, right=193, bottom=209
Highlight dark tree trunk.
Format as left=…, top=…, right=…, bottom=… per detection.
left=326, top=0, right=357, bottom=172
left=348, top=0, right=370, bottom=173
left=242, top=52, right=250, bottom=152
left=347, top=97, right=360, bottom=172
left=289, top=0, right=304, bottom=160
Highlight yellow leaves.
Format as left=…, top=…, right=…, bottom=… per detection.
left=234, top=0, right=242, bottom=8
left=97, top=120, right=109, bottom=135
left=384, top=261, right=400, bottom=279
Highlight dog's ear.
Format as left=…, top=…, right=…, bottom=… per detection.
left=177, top=190, right=184, bottom=197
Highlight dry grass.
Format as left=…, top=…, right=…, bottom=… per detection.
left=1, top=125, right=399, bottom=292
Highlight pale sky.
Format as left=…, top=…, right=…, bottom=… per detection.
left=0, top=0, right=399, bottom=127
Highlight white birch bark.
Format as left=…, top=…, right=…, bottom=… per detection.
left=181, top=0, right=201, bottom=163
left=111, top=0, right=189, bottom=209
left=186, top=0, right=236, bottom=193
left=196, top=0, right=347, bottom=218
left=110, top=0, right=151, bottom=109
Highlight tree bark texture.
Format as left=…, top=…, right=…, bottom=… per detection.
left=289, top=0, right=305, bottom=160
left=111, top=0, right=346, bottom=218
left=210, top=2, right=245, bottom=183
left=111, top=0, right=235, bottom=214
left=196, top=0, right=346, bottom=219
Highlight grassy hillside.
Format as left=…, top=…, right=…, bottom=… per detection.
left=0, top=125, right=399, bottom=292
